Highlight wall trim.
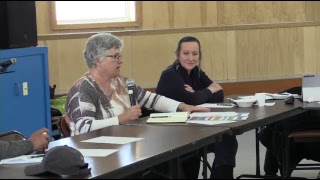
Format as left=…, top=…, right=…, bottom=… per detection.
left=39, top=21, right=320, bottom=41
left=55, top=77, right=302, bottom=97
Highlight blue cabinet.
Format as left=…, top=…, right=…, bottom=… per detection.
left=0, top=47, right=51, bottom=138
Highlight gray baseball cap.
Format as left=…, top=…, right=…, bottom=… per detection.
left=24, top=145, right=91, bottom=176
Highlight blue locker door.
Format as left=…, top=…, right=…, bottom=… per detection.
left=0, top=47, right=51, bottom=138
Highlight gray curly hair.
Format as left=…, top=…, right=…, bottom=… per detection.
left=83, top=32, right=123, bottom=68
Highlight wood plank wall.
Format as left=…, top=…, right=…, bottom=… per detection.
left=35, top=1, right=320, bottom=95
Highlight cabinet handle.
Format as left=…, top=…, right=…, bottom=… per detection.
left=14, top=83, right=20, bottom=96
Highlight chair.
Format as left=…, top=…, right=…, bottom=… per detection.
left=279, top=86, right=320, bottom=177
left=238, top=86, right=304, bottom=179
left=58, top=115, right=71, bottom=138
left=284, top=119, right=320, bottom=177
left=0, top=130, right=26, bottom=141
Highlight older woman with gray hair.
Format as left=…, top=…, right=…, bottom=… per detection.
left=65, top=32, right=210, bottom=136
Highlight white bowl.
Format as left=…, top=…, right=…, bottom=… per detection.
left=233, top=98, right=257, bottom=107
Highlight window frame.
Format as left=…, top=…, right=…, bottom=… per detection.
left=50, top=1, right=142, bottom=30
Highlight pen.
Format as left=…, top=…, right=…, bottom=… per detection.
left=217, top=103, right=233, bottom=106
left=29, top=155, right=45, bottom=159
left=152, top=116, right=170, bottom=118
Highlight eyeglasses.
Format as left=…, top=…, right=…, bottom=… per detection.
left=105, top=54, right=122, bottom=61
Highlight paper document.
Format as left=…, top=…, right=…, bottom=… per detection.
left=0, top=154, right=44, bottom=165
left=264, top=102, right=276, bottom=106
left=186, top=112, right=249, bottom=125
left=197, top=103, right=236, bottom=108
left=238, top=95, right=273, bottom=100
left=147, top=112, right=189, bottom=123
left=266, top=93, right=299, bottom=100
left=77, top=149, right=118, bottom=157
left=81, top=136, right=143, bottom=144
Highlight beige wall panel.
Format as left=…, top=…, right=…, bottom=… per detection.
left=226, top=31, right=237, bottom=80
left=303, top=27, right=317, bottom=73
left=217, top=1, right=306, bottom=25
left=172, top=2, right=202, bottom=28
left=117, top=36, right=133, bottom=79
left=130, top=34, right=189, bottom=87
left=305, top=1, right=320, bottom=21
left=276, top=28, right=304, bottom=77
left=36, top=1, right=51, bottom=34
left=317, top=26, right=320, bottom=73
left=140, top=1, right=154, bottom=29
left=316, top=3, right=320, bottom=21
left=203, top=1, right=218, bottom=26
left=235, top=28, right=303, bottom=79
left=192, top=32, right=227, bottom=81
left=141, top=2, right=172, bottom=29
left=45, top=39, right=88, bottom=91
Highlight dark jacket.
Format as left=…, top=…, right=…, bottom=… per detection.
left=156, top=61, right=224, bottom=105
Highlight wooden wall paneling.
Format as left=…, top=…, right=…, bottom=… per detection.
left=118, top=36, right=133, bottom=79
left=201, top=1, right=218, bottom=26
left=235, top=29, right=259, bottom=79
left=140, top=1, right=154, bottom=29
left=317, top=26, right=320, bottom=73
left=277, top=28, right=302, bottom=76
left=265, top=29, right=281, bottom=78
left=172, top=1, right=202, bottom=28
left=243, top=1, right=258, bottom=24
left=217, top=1, right=306, bottom=25
left=315, top=2, right=320, bottom=21
left=36, top=1, right=51, bottom=34
left=278, top=1, right=305, bottom=22
left=217, top=1, right=239, bottom=25
left=226, top=31, right=237, bottom=80
left=255, top=1, right=272, bottom=23
left=141, top=1, right=171, bottom=29
left=130, top=34, right=183, bottom=87
left=194, top=32, right=227, bottom=81
left=45, top=39, right=88, bottom=91
left=305, top=1, right=315, bottom=21
left=193, top=32, right=212, bottom=80
left=303, top=27, right=317, bottom=73
left=305, top=1, right=320, bottom=21
left=291, top=27, right=304, bottom=75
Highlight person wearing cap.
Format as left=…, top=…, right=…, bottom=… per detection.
left=65, top=32, right=210, bottom=136
left=156, top=36, right=238, bottom=179
left=0, top=128, right=49, bottom=160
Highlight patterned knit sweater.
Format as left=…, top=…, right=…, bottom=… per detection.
left=66, top=73, right=181, bottom=136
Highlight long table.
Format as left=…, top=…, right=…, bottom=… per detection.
left=0, top=125, right=230, bottom=179
left=125, top=99, right=308, bottom=178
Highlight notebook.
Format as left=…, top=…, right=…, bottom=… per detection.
left=302, top=74, right=320, bottom=102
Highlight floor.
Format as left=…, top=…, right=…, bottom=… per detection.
left=198, top=129, right=319, bottom=179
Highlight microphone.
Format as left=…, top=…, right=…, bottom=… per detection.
left=126, top=78, right=137, bottom=106
left=0, top=58, right=17, bottom=67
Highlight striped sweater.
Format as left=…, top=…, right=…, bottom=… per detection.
left=66, top=73, right=181, bottom=136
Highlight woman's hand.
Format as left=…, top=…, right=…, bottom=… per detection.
left=28, top=128, right=50, bottom=151
left=118, top=105, right=142, bottom=124
left=184, top=84, right=195, bottom=93
left=177, top=103, right=210, bottom=113
left=207, top=83, right=223, bottom=94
